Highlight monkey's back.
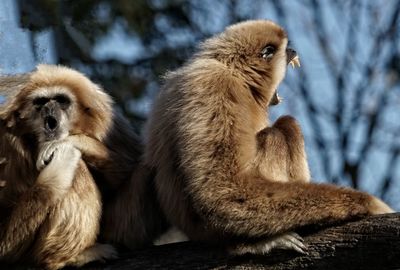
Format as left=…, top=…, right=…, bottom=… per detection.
left=144, top=59, right=249, bottom=242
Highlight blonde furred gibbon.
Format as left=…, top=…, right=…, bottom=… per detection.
left=144, top=20, right=394, bottom=254
left=0, top=65, right=172, bottom=262
left=0, top=65, right=117, bottom=269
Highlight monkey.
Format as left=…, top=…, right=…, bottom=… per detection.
left=0, top=65, right=172, bottom=254
left=0, top=65, right=118, bottom=269
left=143, top=20, right=394, bottom=255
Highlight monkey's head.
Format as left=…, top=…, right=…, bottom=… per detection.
left=26, top=87, right=76, bottom=142
left=0, top=65, right=113, bottom=145
left=199, top=20, right=300, bottom=106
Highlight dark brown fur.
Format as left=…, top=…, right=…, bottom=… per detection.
left=144, top=20, right=393, bottom=253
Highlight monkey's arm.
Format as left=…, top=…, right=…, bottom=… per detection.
left=189, top=175, right=392, bottom=239
left=66, top=134, right=110, bottom=167
left=0, top=141, right=80, bottom=258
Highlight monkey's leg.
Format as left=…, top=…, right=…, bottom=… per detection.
left=256, top=127, right=290, bottom=182
left=258, top=115, right=310, bottom=183
left=272, top=115, right=310, bottom=182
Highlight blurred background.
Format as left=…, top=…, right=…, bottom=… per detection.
left=0, top=0, right=399, bottom=209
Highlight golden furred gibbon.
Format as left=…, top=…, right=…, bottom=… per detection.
left=144, top=20, right=394, bottom=255
left=0, top=65, right=171, bottom=258
left=0, top=65, right=118, bottom=269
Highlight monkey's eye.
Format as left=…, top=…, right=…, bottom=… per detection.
left=261, top=45, right=276, bottom=60
left=54, top=94, right=71, bottom=106
left=32, top=97, right=49, bottom=106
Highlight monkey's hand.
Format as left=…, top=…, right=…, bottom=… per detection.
left=36, top=141, right=81, bottom=200
left=36, top=140, right=79, bottom=170
left=230, top=232, right=307, bottom=255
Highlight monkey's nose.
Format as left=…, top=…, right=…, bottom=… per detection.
left=45, top=116, right=58, bottom=131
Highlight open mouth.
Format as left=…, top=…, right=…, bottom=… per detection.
left=269, top=49, right=301, bottom=106
left=288, top=55, right=301, bottom=68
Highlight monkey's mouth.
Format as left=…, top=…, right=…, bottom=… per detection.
left=269, top=49, right=301, bottom=106
left=42, top=116, right=60, bottom=140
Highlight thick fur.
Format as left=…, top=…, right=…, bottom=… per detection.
left=0, top=66, right=170, bottom=254
left=144, top=20, right=393, bottom=253
left=0, top=65, right=117, bottom=269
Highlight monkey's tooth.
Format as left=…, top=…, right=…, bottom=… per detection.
left=276, top=93, right=283, bottom=103
left=289, top=56, right=301, bottom=68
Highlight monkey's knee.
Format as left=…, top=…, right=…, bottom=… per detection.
left=273, top=115, right=305, bottom=143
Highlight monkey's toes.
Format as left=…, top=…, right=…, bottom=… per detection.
left=278, top=232, right=308, bottom=255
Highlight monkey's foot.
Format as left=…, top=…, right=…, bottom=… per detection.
left=229, top=232, right=307, bottom=255
left=68, top=244, right=118, bottom=267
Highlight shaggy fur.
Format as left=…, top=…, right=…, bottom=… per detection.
left=144, top=20, right=393, bottom=253
left=0, top=65, right=170, bottom=256
left=0, top=65, right=117, bottom=269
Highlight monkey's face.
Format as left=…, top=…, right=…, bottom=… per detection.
left=204, top=20, right=300, bottom=106
left=25, top=87, right=77, bottom=143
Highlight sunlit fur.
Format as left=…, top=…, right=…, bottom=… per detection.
left=0, top=65, right=172, bottom=259
left=0, top=65, right=117, bottom=269
left=144, top=20, right=393, bottom=254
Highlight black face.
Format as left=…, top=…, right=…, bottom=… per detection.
left=32, top=94, right=71, bottom=137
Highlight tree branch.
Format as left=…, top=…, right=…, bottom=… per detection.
left=73, top=213, right=400, bottom=270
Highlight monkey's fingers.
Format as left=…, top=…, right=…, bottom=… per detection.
left=36, top=141, right=62, bottom=170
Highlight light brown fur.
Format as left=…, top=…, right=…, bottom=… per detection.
left=0, top=65, right=117, bottom=269
left=0, top=66, right=170, bottom=255
left=144, top=20, right=393, bottom=254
